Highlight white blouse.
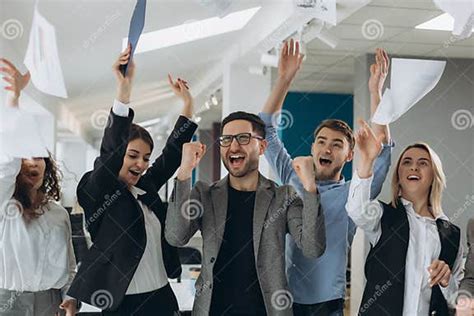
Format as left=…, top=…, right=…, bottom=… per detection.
left=125, top=186, right=169, bottom=295
left=0, top=157, right=76, bottom=299
left=346, top=172, right=464, bottom=315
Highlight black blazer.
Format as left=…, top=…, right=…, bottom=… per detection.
left=67, top=108, right=197, bottom=311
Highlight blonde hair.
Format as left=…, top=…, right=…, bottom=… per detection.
left=391, top=142, right=446, bottom=216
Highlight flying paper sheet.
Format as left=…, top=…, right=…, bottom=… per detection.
left=372, top=58, right=446, bottom=125
left=24, top=7, right=68, bottom=98
left=295, top=0, right=337, bottom=25
left=433, top=0, right=473, bottom=39
left=121, top=0, right=147, bottom=76
left=0, top=105, right=48, bottom=158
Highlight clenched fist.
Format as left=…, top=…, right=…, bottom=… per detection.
left=177, top=142, right=206, bottom=180
left=293, top=156, right=317, bottom=193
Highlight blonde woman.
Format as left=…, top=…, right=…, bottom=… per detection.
left=345, top=120, right=463, bottom=315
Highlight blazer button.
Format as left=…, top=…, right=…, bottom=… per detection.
left=210, top=257, right=215, bottom=263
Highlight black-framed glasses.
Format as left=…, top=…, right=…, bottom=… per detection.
left=219, top=133, right=263, bottom=147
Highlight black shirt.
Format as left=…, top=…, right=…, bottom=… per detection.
left=210, top=185, right=266, bottom=316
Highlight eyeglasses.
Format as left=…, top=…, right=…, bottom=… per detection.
left=219, top=133, right=264, bottom=147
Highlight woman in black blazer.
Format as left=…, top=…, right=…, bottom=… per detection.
left=67, top=46, right=198, bottom=315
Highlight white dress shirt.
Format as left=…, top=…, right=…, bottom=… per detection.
left=346, top=172, right=463, bottom=315
left=112, top=100, right=169, bottom=295
left=0, top=158, right=76, bottom=299
left=125, top=186, right=169, bottom=295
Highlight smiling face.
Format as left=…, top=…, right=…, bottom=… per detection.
left=118, top=139, right=151, bottom=187
left=19, top=158, right=46, bottom=190
left=220, top=119, right=266, bottom=178
left=311, top=127, right=353, bottom=181
left=397, top=147, right=434, bottom=199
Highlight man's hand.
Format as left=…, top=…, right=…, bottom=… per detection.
left=177, top=142, right=207, bottom=181
left=278, top=39, right=304, bottom=84
left=293, top=156, right=317, bottom=193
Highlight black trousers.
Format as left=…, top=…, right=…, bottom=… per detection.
left=293, top=298, right=344, bottom=316
left=102, top=284, right=179, bottom=316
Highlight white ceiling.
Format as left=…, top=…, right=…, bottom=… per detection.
left=1, top=0, right=473, bottom=144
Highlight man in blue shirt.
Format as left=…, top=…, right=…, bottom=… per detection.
left=259, top=40, right=393, bottom=315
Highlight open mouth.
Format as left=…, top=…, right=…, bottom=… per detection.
left=129, top=169, right=141, bottom=177
left=229, top=154, right=245, bottom=168
left=319, top=157, right=333, bottom=167
left=407, top=175, right=421, bottom=182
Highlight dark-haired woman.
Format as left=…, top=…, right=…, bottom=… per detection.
left=67, top=47, right=198, bottom=315
left=0, top=58, right=77, bottom=315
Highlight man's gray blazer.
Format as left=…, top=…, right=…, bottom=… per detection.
left=460, top=218, right=474, bottom=295
left=165, top=173, right=326, bottom=315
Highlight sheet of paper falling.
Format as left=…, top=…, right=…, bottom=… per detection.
left=434, top=0, right=473, bottom=39
left=372, top=58, right=446, bottom=125
left=24, top=7, right=68, bottom=98
left=0, top=105, right=48, bottom=159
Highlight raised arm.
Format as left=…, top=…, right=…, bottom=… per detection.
left=259, top=40, right=305, bottom=191
left=0, top=58, right=30, bottom=204
left=345, top=119, right=385, bottom=245
left=165, top=142, right=206, bottom=246
left=139, top=74, right=198, bottom=189
left=261, top=39, right=303, bottom=114
left=368, top=48, right=391, bottom=144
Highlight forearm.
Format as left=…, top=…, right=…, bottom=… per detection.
left=262, top=77, right=291, bottom=114
left=180, top=100, right=193, bottom=119
left=165, top=178, right=200, bottom=247
left=370, top=92, right=390, bottom=144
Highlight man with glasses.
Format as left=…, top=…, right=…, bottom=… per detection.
left=165, top=111, right=326, bottom=315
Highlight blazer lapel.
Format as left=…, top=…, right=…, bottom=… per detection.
left=211, top=176, right=229, bottom=254
left=253, top=174, right=274, bottom=261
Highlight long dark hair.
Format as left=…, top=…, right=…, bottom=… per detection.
left=13, top=152, right=62, bottom=219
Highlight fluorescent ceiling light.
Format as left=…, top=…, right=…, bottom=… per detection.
left=124, top=6, right=261, bottom=54
left=416, top=12, right=474, bottom=32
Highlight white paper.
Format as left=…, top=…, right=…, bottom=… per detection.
left=24, top=7, right=68, bottom=98
left=0, top=105, right=48, bottom=158
left=372, top=58, right=446, bottom=125
left=295, top=0, right=337, bottom=26
left=434, top=0, right=474, bottom=39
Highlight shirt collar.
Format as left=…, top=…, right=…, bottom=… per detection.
left=400, top=197, right=448, bottom=221
left=317, top=176, right=346, bottom=190
left=129, top=186, right=146, bottom=199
